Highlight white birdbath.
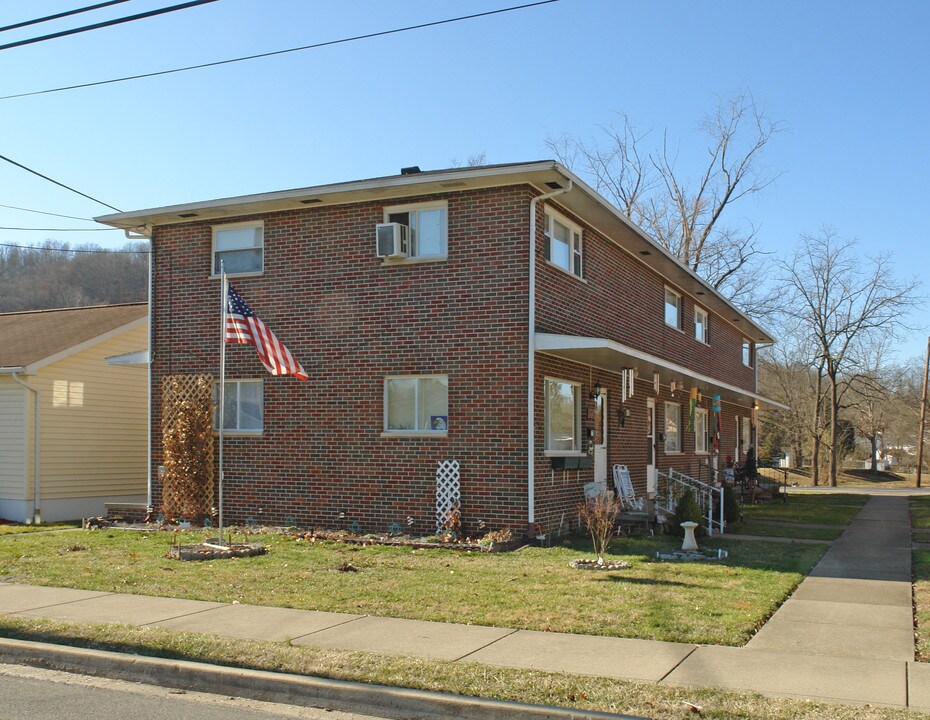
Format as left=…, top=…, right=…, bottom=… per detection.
left=680, top=521, right=700, bottom=551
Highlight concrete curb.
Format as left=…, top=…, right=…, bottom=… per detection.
left=0, top=637, right=643, bottom=720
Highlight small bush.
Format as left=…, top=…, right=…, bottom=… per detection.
left=672, top=489, right=704, bottom=537
left=723, top=484, right=742, bottom=525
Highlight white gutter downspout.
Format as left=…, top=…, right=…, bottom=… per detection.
left=11, top=371, right=40, bottom=524
left=146, top=238, right=153, bottom=509
left=527, top=179, right=572, bottom=529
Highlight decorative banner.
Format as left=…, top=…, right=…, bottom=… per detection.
left=653, top=371, right=660, bottom=394
left=712, top=394, right=722, bottom=413
left=712, top=394, right=722, bottom=451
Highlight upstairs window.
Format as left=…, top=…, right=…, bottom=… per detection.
left=742, top=339, right=755, bottom=367
left=213, top=222, right=263, bottom=275
left=665, top=287, right=682, bottom=329
left=384, top=201, right=448, bottom=258
left=544, top=209, right=582, bottom=277
left=694, top=306, right=709, bottom=344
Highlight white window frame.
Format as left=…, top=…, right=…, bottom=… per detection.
left=694, top=407, right=709, bottom=454
left=214, top=379, right=263, bottom=433
left=742, top=339, right=755, bottom=367
left=383, top=374, right=449, bottom=435
left=664, top=401, right=681, bottom=453
left=382, top=200, right=448, bottom=260
left=543, top=207, right=583, bottom=278
left=694, top=306, right=709, bottom=344
left=212, top=221, right=264, bottom=277
left=544, top=377, right=583, bottom=455
left=664, top=287, right=682, bottom=329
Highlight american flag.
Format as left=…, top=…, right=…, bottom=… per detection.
left=226, top=284, right=308, bottom=381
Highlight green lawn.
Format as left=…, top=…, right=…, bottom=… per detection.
left=728, top=521, right=843, bottom=541
left=0, top=528, right=826, bottom=646
left=915, top=549, right=930, bottom=662
left=911, top=496, right=930, bottom=531
left=742, top=493, right=866, bottom=526
left=0, top=521, right=81, bottom=536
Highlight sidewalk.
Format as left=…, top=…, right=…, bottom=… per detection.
left=0, top=496, right=926, bottom=711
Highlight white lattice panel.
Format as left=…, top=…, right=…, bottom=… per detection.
left=435, top=459, right=461, bottom=532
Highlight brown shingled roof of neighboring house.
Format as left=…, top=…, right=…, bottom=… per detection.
left=0, top=303, right=147, bottom=369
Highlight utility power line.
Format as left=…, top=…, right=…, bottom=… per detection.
left=0, top=241, right=149, bottom=253
left=0, top=0, right=219, bottom=52
left=0, top=203, right=96, bottom=221
left=0, top=1, right=133, bottom=33
left=0, top=226, right=116, bottom=231
left=0, top=153, right=122, bottom=212
left=0, top=0, right=559, bottom=101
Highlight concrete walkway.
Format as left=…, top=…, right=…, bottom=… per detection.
left=1, top=496, right=927, bottom=711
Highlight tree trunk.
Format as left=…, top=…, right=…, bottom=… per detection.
left=829, top=371, right=839, bottom=487
left=811, top=370, right=824, bottom=486
left=870, top=435, right=878, bottom=474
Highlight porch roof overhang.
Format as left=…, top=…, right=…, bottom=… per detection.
left=536, top=333, right=789, bottom=411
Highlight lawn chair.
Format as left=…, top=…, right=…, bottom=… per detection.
left=612, top=465, right=650, bottom=535
left=613, top=465, right=645, bottom=511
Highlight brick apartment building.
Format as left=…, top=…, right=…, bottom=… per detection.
left=98, top=161, right=782, bottom=536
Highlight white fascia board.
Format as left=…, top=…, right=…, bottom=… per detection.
left=26, top=317, right=149, bottom=374
left=535, top=333, right=789, bottom=411
left=94, top=161, right=563, bottom=229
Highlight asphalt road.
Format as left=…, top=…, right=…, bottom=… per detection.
left=0, top=663, right=390, bottom=720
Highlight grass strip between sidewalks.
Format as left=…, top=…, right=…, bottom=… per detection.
left=0, top=615, right=926, bottom=720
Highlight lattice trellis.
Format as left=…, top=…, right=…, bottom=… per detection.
left=161, top=374, right=214, bottom=521
left=435, top=459, right=461, bottom=533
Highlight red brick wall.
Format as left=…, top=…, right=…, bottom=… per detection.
left=150, top=181, right=758, bottom=536
left=535, top=201, right=757, bottom=392
left=532, top=354, right=753, bottom=534
left=151, top=186, right=535, bottom=535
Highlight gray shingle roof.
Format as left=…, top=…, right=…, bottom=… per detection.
left=0, top=303, right=147, bottom=369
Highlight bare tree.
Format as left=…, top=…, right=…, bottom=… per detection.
left=779, top=229, right=922, bottom=485
left=546, top=90, right=782, bottom=319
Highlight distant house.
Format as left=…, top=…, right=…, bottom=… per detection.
left=0, top=304, right=148, bottom=523
left=97, top=161, right=785, bottom=535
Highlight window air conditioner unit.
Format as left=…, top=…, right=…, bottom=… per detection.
left=376, top=222, right=409, bottom=258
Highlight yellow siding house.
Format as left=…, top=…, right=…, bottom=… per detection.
left=0, top=304, right=148, bottom=523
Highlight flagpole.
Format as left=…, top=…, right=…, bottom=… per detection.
left=217, top=263, right=228, bottom=546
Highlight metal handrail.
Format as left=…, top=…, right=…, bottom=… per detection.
left=656, top=469, right=725, bottom=536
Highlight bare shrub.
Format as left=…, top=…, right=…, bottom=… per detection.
left=578, top=495, right=621, bottom=564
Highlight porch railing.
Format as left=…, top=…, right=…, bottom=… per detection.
left=655, top=468, right=725, bottom=536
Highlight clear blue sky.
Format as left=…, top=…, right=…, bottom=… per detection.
left=1, top=0, right=927, bottom=359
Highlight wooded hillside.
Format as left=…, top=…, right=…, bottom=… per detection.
left=0, top=241, right=148, bottom=313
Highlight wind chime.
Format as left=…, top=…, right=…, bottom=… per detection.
left=620, top=367, right=635, bottom=402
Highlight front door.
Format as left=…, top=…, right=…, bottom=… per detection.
left=593, top=390, right=608, bottom=485
left=646, top=398, right=657, bottom=497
